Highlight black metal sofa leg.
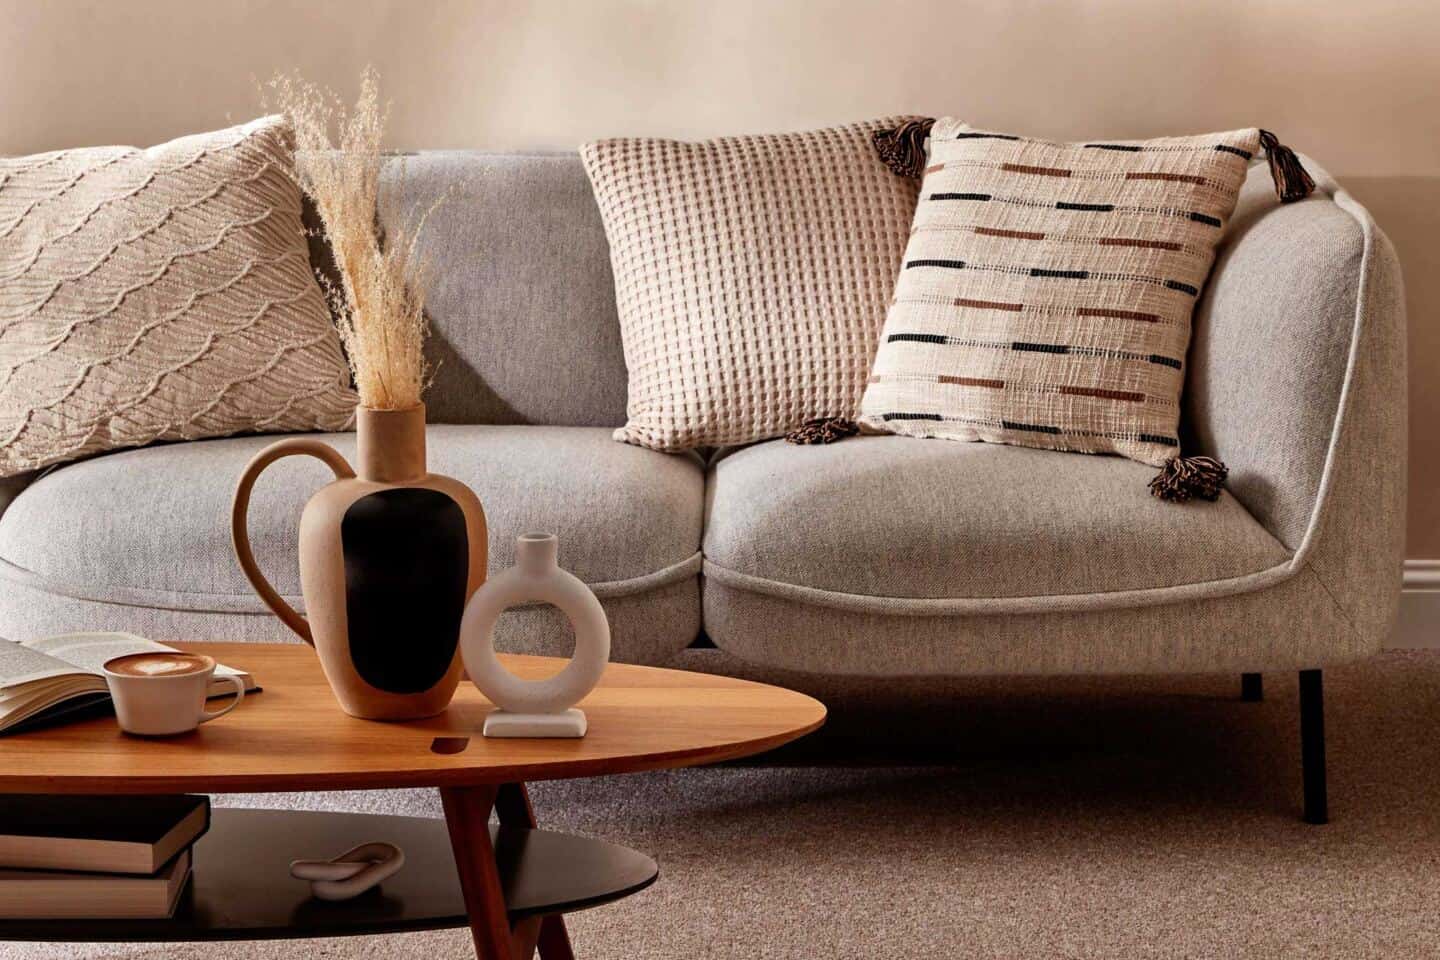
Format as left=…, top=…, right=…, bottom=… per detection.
left=1299, top=669, right=1328, bottom=825
left=1241, top=673, right=1263, bottom=701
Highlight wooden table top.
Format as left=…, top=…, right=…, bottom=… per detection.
left=0, top=643, right=826, bottom=794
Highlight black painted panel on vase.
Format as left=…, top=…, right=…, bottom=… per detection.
left=341, top=488, right=469, bottom=693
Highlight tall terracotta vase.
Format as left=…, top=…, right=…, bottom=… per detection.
left=231, top=404, right=486, bottom=720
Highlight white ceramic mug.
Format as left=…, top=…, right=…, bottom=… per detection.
left=102, top=652, right=245, bottom=736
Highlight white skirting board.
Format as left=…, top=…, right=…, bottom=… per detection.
left=1394, top=560, right=1440, bottom=649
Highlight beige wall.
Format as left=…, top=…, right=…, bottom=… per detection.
left=3, top=0, right=1435, bottom=551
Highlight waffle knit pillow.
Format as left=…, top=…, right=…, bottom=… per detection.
left=0, top=116, right=356, bottom=478
left=857, top=119, right=1313, bottom=500
left=582, top=119, right=921, bottom=451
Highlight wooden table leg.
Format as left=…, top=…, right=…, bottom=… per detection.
left=440, top=784, right=525, bottom=960
left=495, top=783, right=577, bottom=960
left=511, top=916, right=544, bottom=960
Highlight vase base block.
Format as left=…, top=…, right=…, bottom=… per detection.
left=482, top=708, right=587, bottom=738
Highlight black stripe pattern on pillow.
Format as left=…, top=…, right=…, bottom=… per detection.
left=858, top=119, right=1264, bottom=474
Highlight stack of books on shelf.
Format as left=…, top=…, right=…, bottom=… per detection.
left=0, top=794, right=208, bottom=919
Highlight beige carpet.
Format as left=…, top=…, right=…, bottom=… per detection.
left=6, top=650, right=1438, bottom=959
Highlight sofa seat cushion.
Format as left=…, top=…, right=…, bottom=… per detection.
left=703, top=436, right=1291, bottom=615
left=0, top=427, right=703, bottom=659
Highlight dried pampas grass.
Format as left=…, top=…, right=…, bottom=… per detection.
left=265, top=67, right=433, bottom=410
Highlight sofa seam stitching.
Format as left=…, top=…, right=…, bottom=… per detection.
left=1301, top=559, right=1363, bottom=644
left=0, top=551, right=703, bottom=614
left=699, top=553, right=1301, bottom=616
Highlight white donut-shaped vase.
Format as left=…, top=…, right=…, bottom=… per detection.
left=459, top=533, right=610, bottom=715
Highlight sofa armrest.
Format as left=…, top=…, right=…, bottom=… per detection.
left=1184, top=161, right=1406, bottom=645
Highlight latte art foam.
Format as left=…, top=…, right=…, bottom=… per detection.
left=106, top=653, right=210, bottom=678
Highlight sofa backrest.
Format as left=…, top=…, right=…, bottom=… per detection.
left=312, top=154, right=1402, bottom=593
left=369, top=152, right=629, bottom=427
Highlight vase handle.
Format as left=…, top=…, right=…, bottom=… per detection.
left=231, top=438, right=356, bottom=646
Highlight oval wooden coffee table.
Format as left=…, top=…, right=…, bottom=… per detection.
left=0, top=642, right=826, bottom=959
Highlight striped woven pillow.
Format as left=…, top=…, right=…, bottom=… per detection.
left=857, top=119, right=1307, bottom=499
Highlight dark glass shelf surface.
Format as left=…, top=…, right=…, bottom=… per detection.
left=0, top=807, right=658, bottom=942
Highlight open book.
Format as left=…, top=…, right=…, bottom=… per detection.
left=0, top=633, right=256, bottom=735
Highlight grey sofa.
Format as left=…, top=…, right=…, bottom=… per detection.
left=0, top=152, right=1405, bottom=822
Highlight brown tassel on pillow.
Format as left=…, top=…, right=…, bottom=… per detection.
left=872, top=118, right=936, bottom=179
left=1149, top=456, right=1229, bottom=503
left=786, top=417, right=860, bottom=445
left=1258, top=130, right=1315, bottom=203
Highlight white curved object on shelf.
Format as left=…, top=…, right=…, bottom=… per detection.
left=459, top=532, right=611, bottom=737
left=290, top=841, right=405, bottom=901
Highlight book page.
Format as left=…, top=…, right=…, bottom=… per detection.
left=21, top=633, right=251, bottom=686
left=23, top=633, right=175, bottom=675
left=0, top=642, right=81, bottom=688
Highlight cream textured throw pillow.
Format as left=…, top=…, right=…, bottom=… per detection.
left=0, top=116, right=356, bottom=477
left=582, top=119, right=921, bottom=450
left=858, top=119, right=1264, bottom=470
